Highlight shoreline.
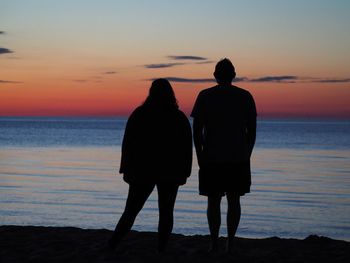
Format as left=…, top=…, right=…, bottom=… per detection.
left=1, top=225, right=349, bottom=263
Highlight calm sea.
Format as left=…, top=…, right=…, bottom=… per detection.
left=0, top=117, right=349, bottom=241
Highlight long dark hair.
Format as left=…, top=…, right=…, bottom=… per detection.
left=142, top=79, right=179, bottom=109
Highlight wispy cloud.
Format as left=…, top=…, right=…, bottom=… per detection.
left=147, top=77, right=247, bottom=83
left=250, top=76, right=298, bottom=83
left=311, top=78, right=350, bottom=83
left=0, top=47, right=14, bottom=54
left=163, top=77, right=215, bottom=83
left=195, top=60, right=215, bottom=64
left=249, top=75, right=350, bottom=84
left=146, top=75, right=350, bottom=85
left=148, top=77, right=247, bottom=83
left=233, top=77, right=248, bottom=82
left=72, top=78, right=103, bottom=83
left=0, top=80, right=22, bottom=84
left=144, top=63, right=185, bottom=69
left=103, top=71, right=117, bottom=74
left=144, top=55, right=211, bottom=69
left=72, top=79, right=88, bottom=83
left=168, top=55, right=207, bottom=61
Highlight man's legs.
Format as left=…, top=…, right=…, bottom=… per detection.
left=226, top=193, right=241, bottom=253
left=109, top=183, right=154, bottom=248
left=207, top=195, right=222, bottom=251
left=157, top=183, right=179, bottom=252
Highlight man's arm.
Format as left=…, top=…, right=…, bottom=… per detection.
left=193, top=117, right=205, bottom=167
left=247, top=116, right=256, bottom=157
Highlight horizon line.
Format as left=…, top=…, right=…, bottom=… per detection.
left=1, top=114, right=350, bottom=120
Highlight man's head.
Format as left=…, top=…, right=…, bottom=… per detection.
left=214, top=58, right=236, bottom=85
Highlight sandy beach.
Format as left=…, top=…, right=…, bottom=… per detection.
left=0, top=226, right=349, bottom=263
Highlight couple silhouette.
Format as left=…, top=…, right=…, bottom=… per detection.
left=109, top=58, right=257, bottom=254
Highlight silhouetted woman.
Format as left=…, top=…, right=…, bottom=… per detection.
left=109, top=79, right=192, bottom=252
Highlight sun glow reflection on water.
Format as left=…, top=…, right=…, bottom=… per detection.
left=0, top=146, right=349, bottom=240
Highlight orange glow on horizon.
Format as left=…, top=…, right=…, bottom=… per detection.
left=1, top=78, right=349, bottom=118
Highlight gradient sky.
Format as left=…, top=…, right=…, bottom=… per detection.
left=1, top=0, right=350, bottom=117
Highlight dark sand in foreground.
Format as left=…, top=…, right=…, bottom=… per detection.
left=0, top=226, right=349, bottom=262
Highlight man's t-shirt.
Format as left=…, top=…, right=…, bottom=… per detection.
left=191, top=85, right=257, bottom=163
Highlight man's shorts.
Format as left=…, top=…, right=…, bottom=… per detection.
left=198, top=161, right=251, bottom=196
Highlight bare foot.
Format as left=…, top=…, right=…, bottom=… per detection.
left=208, top=242, right=220, bottom=254
left=226, top=239, right=235, bottom=255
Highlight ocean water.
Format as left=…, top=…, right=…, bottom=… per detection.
left=0, top=117, right=349, bottom=241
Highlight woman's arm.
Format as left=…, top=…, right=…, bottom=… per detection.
left=119, top=111, right=137, bottom=174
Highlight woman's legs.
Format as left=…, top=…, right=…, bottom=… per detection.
left=226, top=193, right=241, bottom=253
left=207, top=195, right=222, bottom=251
left=109, top=183, right=155, bottom=248
left=156, top=183, right=179, bottom=252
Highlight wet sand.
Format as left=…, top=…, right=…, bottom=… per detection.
left=0, top=225, right=349, bottom=263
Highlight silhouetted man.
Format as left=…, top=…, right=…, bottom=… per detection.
left=191, top=58, right=256, bottom=253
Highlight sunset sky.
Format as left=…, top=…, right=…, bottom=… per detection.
left=1, top=0, right=350, bottom=118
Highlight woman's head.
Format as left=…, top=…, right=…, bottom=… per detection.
left=143, top=78, right=178, bottom=109
left=214, top=58, right=236, bottom=85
